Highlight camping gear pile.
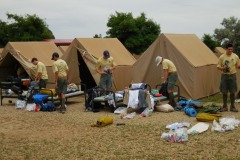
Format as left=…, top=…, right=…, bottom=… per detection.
left=15, top=81, right=56, bottom=112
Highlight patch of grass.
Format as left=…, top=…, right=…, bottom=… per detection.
left=201, top=93, right=223, bottom=103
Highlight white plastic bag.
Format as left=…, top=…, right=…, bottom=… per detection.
left=114, top=107, right=127, bottom=114
left=140, top=107, right=153, bottom=117
left=121, top=112, right=136, bottom=119
left=211, top=117, right=240, bottom=132
left=211, top=120, right=224, bottom=132
left=25, top=103, right=36, bottom=112
left=166, top=122, right=191, bottom=130
left=161, top=128, right=188, bottom=142
left=15, top=100, right=26, bottom=109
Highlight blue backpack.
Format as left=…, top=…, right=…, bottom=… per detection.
left=33, top=94, right=49, bottom=104
left=41, top=102, right=56, bottom=112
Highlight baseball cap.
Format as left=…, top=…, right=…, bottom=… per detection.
left=103, top=50, right=110, bottom=58
left=155, top=56, right=163, bottom=66
left=51, top=52, right=59, bottom=60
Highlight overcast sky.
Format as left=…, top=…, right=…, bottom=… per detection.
left=1, top=0, right=240, bottom=39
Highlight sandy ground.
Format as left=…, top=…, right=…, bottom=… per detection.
left=0, top=97, right=240, bottom=160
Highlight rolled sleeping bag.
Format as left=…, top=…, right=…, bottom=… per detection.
left=184, top=107, right=197, bottom=117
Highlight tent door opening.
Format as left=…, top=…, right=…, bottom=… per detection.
left=77, top=51, right=96, bottom=90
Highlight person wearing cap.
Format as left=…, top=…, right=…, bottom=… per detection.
left=155, top=56, right=178, bottom=107
left=51, top=52, right=69, bottom=113
left=31, top=57, right=48, bottom=89
left=95, top=50, right=116, bottom=90
left=217, top=43, right=239, bottom=112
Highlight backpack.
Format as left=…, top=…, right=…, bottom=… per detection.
left=85, top=86, right=103, bottom=112
left=40, top=102, right=56, bottom=112
left=159, top=83, right=169, bottom=98
left=33, top=94, right=49, bottom=104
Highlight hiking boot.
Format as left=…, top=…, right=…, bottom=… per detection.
left=58, top=107, right=62, bottom=113
left=61, top=106, right=66, bottom=114
left=219, top=106, right=228, bottom=112
left=230, top=106, right=239, bottom=112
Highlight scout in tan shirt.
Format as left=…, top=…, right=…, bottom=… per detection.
left=156, top=56, right=178, bottom=107
left=217, top=43, right=240, bottom=112
left=31, top=57, right=48, bottom=88
left=51, top=52, right=69, bottom=113
left=95, top=50, right=116, bottom=90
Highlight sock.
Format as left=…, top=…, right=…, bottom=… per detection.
left=223, top=93, right=227, bottom=107
left=230, top=93, right=235, bottom=107
left=59, top=98, right=62, bottom=108
left=61, top=98, right=66, bottom=108
left=168, top=92, right=176, bottom=107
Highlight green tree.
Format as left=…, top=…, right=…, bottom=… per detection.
left=106, top=12, right=160, bottom=54
left=202, top=34, right=220, bottom=52
left=214, top=16, right=240, bottom=54
left=93, top=34, right=102, bottom=38
left=0, top=13, right=54, bottom=47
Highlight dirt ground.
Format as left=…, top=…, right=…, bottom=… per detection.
left=0, top=97, right=240, bottom=160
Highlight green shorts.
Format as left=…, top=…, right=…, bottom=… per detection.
left=167, top=73, right=178, bottom=90
left=220, top=73, right=237, bottom=93
left=99, top=74, right=112, bottom=89
left=39, top=79, right=48, bottom=89
left=56, top=78, right=68, bottom=94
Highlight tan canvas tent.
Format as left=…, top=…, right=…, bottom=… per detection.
left=132, top=34, right=220, bottom=99
left=58, top=46, right=69, bottom=54
left=0, top=48, right=3, bottom=60
left=215, top=47, right=225, bottom=57
left=0, top=42, right=62, bottom=83
left=62, top=38, right=136, bottom=90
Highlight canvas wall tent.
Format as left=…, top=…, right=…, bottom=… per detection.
left=0, top=42, right=62, bottom=83
left=0, top=48, right=3, bottom=62
left=58, top=46, right=69, bottom=54
left=132, top=34, right=220, bottom=100
left=215, top=47, right=225, bottom=57
left=62, top=38, right=136, bottom=90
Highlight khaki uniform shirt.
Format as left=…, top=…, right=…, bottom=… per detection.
left=53, top=59, right=69, bottom=77
left=217, top=53, right=239, bottom=74
left=162, top=59, right=177, bottom=72
left=37, top=61, right=48, bottom=79
left=96, top=57, right=115, bottom=72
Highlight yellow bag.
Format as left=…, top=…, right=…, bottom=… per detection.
left=91, top=116, right=113, bottom=127
left=39, top=89, right=56, bottom=96
left=196, top=113, right=222, bottom=122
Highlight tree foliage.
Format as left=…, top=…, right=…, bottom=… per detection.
left=0, top=13, right=54, bottom=47
left=214, top=16, right=240, bottom=54
left=106, top=12, right=160, bottom=54
left=202, top=34, right=220, bottom=52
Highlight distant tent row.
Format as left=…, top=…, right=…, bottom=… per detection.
left=0, top=34, right=229, bottom=99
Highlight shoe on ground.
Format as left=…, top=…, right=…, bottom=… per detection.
left=219, top=107, right=228, bottom=112
left=230, top=106, right=239, bottom=112
left=61, top=107, right=66, bottom=114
